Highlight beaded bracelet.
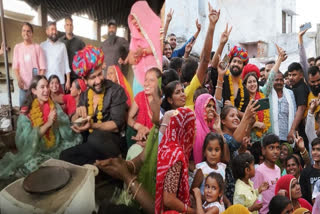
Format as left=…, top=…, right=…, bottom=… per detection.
left=216, top=85, right=223, bottom=89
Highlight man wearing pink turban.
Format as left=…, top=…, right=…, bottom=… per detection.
left=60, top=45, right=128, bottom=165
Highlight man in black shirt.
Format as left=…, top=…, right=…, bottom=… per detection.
left=59, top=17, right=85, bottom=84
left=287, top=62, right=309, bottom=146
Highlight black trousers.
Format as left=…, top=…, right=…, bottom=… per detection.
left=60, top=130, right=122, bottom=165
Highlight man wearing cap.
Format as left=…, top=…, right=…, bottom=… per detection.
left=60, top=45, right=127, bottom=165
left=59, top=17, right=86, bottom=84
left=101, top=19, right=129, bottom=76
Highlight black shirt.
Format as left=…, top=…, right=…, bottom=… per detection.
left=300, top=165, right=320, bottom=204
left=78, top=80, right=127, bottom=131
left=210, top=67, right=250, bottom=112
left=291, top=79, right=309, bottom=107
left=59, top=34, right=85, bottom=73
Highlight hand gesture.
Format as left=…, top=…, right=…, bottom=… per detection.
left=258, top=181, right=269, bottom=193
left=254, top=121, right=266, bottom=130
left=71, top=120, right=91, bottom=133
left=243, top=100, right=259, bottom=121
left=212, top=111, right=222, bottom=133
left=240, top=136, right=251, bottom=152
left=95, top=158, right=131, bottom=181
left=220, top=23, right=232, bottom=44
left=166, top=8, right=174, bottom=23
left=48, top=109, right=57, bottom=126
left=185, top=41, right=194, bottom=54
left=195, top=19, right=201, bottom=32
left=134, top=45, right=143, bottom=58
left=309, top=98, right=320, bottom=114
left=132, top=125, right=149, bottom=141
left=224, top=100, right=233, bottom=107
left=208, top=2, right=220, bottom=25
left=217, top=54, right=229, bottom=76
left=294, top=131, right=305, bottom=152
left=275, top=44, right=287, bottom=62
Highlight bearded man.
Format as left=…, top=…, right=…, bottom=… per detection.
left=41, top=21, right=71, bottom=91
left=101, top=19, right=129, bottom=76
left=60, top=45, right=127, bottom=165
left=221, top=46, right=250, bottom=113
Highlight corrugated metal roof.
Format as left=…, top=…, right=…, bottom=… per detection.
left=22, top=0, right=164, bottom=26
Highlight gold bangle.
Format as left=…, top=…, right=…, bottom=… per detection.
left=300, top=148, right=307, bottom=155
left=126, top=176, right=137, bottom=193
left=216, top=85, right=223, bottom=89
left=133, top=183, right=142, bottom=200
left=127, top=160, right=136, bottom=174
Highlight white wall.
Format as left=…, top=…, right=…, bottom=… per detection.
left=165, top=0, right=297, bottom=58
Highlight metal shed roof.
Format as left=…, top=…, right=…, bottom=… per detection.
left=22, top=0, right=164, bottom=26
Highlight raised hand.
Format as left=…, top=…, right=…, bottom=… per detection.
left=195, top=19, right=201, bottom=32
left=166, top=8, right=174, bottom=23
left=48, top=109, right=57, bottom=126
left=212, top=111, right=222, bottom=133
left=208, top=2, right=220, bottom=25
left=275, top=44, right=287, bottom=62
left=185, top=40, right=194, bottom=54
left=217, top=54, right=229, bottom=76
left=220, top=23, right=232, bottom=44
left=294, top=131, right=306, bottom=153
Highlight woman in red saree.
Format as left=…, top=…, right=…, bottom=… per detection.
left=155, top=107, right=196, bottom=214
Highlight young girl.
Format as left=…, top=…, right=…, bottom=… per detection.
left=48, top=75, right=64, bottom=106
left=232, top=153, right=269, bottom=214
left=193, top=172, right=225, bottom=214
left=191, top=133, right=226, bottom=195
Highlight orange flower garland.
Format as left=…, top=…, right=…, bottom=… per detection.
left=228, top=74, right=245, bottom=111
left=254, top=92, right=271, bottom=138
left=29, top=98, right=56, bottom=148
left=88, top=88, right=104, bottom=133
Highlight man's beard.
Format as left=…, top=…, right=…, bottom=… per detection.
left=310, top=85, right=320, bottom=96
left=107, top=32, right=117, bottom=44
left=88, top=82, right=105, bottom=94
left=48, top=34, right=58, bottom=42
left=230, top=65, right=242, bottom=77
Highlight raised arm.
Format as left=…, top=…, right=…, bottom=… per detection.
left=260, top=44, right=287, bottom=96
left=193, top=19, right=202, bottom=40
left=210, top=24, right=232, bottom=68
left=163, top=9, right=174, bottom=42
left=298, top=29, right=309, bottom=81
left=196, top=3, right=220, bottom=85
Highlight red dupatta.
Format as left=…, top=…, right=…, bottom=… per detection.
left=155, top=108, right=196, bottom=214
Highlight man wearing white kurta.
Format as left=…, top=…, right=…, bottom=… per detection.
left=41, top=21, right=71, bottom=91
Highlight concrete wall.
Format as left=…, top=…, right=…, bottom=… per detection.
left=0, top=18, right=101, bottom=107
left=165, top=0, right=297, bottom=58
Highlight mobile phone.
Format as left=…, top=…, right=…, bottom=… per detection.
left=255, top=98, right=270, bottom=111
left=220, top=54, right=230, bottom=70
left=300, top=22, right=312, bottom=32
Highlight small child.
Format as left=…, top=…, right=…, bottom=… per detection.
left=232, top=153, right=269, bottom=214
left=191, top=133, right=226, bottom=195
left=193, top=172, right=225, bottom=214
left=251, top=134, right=281, bottom=214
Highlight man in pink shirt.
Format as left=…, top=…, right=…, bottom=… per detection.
left=12, top=22, right=46, bottom=106
left=252, top=134, right=281, bottom=214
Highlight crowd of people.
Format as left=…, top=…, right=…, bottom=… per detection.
left=1, top=1, right=320, bottom=213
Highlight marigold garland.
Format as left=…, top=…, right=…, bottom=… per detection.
left=254, top=92, right=271, bottom=138
left=228, top=74, right=244, bottom=111
left=29, top=98, right=56, bottom=148
left=88, top=88, right=104, bottom=133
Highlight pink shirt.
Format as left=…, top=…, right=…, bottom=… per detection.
left=252, top=162, right=281, bottom=214
left=12, top=43, right=46, bottom=89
